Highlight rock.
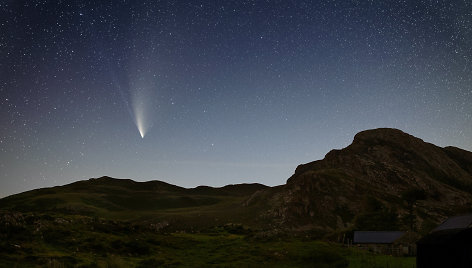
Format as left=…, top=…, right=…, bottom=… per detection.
left=250, top=128, right=472, bottom=232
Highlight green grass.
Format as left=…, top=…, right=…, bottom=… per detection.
left=0, top=214, right=416, bottom=267
left=347, top=249, right=416, bottom=268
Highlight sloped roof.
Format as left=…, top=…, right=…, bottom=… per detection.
left=433, top=214, right=472, bottom=232
left=353, top=231, right=405, bottom=244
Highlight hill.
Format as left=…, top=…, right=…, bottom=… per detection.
left=1, top=128, right=471, bottom=234
left=246, top=128, right=472, bottom=233
left=0, top=176, right=269, bottom=230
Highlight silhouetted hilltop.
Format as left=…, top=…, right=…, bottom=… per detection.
left=1, top=128, right=471, bottom=235
left=0, top=176, right=268, bottom=228
left=247, top=128, right=472, bottom=232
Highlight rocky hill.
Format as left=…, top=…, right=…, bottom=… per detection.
left=1, top=128, right=471, bottom=236
left=246, top=128, right=472, bottom=234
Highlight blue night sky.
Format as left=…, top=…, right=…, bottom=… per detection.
left=1, top=0, right=471, bottom=197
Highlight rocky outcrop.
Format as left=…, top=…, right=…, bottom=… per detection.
left=0, top=211, right=25, bottom=229
left=253, top=128, right=472, bottom=231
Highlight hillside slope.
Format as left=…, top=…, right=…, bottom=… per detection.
left=247, top=128, right=472, bottom=233
left=1, top=128, right=471, bottom=235
left=0, top=176, right=269, bottom=229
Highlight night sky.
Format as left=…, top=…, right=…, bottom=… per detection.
left=1, top=1, right=471, bottom=197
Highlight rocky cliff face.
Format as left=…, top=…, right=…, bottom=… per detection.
left=250, top=128, right=472, bottom=232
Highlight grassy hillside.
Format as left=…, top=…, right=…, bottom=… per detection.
left=0, top=175, right=416, bottom=267
left=0, top=177, right=270, bottom=230
left=0, top=211, right=415, bottom=267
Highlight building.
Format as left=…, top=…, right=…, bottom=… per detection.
left=417, top=214, right=472, bottom=268
left=353, top=231, right=407, bottom=256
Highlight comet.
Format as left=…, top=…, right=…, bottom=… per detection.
left=109, top=50, right=157, bottom=139
left=133, top=100, right=146, bottom=138
left=131, top=85, right=153, bottom=138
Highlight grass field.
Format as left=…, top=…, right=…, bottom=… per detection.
left=0, top=214, right=415, bottom=267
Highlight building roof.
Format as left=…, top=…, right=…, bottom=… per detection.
left=353, top=231, right=405, bottom=244
left=433, top=214, right=472, bottom=232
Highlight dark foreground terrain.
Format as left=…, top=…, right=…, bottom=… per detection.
left=0, top=211, right=415, bottom=267
left=2, top=128, right=471, bottom=267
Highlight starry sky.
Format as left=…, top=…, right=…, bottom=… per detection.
left=1, top=0, right=471, bottom=197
